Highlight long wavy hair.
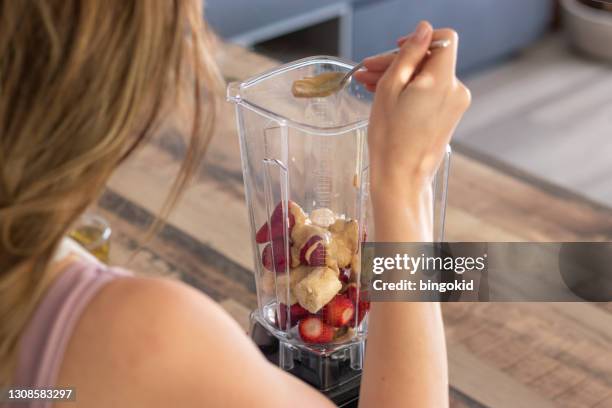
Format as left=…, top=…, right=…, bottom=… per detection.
left=0, top=0, right=222, bottom=383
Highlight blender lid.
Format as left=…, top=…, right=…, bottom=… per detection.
left=227, top=56, right=371, bottom=135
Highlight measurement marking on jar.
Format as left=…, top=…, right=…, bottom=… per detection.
left=307, top=99, right=336, bottom=209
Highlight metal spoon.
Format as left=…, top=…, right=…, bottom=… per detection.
left=292, top=39, right=451, bottom=98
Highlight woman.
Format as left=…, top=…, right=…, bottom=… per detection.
left=0, top=1, right=470, bottom=407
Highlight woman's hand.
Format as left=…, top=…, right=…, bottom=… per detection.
left=355, top=21, right=471, bottom=203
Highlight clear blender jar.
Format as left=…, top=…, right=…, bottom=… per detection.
left=228, top=56, right=450, bottom=404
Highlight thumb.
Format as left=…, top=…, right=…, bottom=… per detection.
left=379, top=21, right=433, bottom=95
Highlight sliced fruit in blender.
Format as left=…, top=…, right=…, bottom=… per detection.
left=256, top=202, right=365, bottom=339
left=261, top=238, right=289, bottom=273
left=299, top=235, right=326, bottom=266
left=298, top=316, right=335, bottom=344
left=339, top=267, right=351, bottom=283
left=329, top=219, right=359, bottom=268
left=346, top=283, right=358, bottom=303
left=345, top=283, right=370, bottom=325
left=262, top=265, right=311, bottom=305
left=350, top=253, right=361, bottom=276
left=255, top=201, right=307, bottom=243
left=346, top=283, right=370, bottom=303
left=310, top=207, right=336, bottom=228
left=290, top=223, right=330, bottom=268
left=322, top=294, right=355, bottom=327
left=294, top=266, right=342, bottom=314
left=277, top=302, right=309, bottom=329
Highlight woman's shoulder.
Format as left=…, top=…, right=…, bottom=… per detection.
left=55, top=274, right=231, bottom=406
left=54, top=267, right=333, bottom=407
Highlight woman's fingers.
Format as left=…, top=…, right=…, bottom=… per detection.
left=378, top=21, right=433, bottom=95
left=412, top=29, right=458, bottom=85
left=354, top=23, right=458, bottom=94
left=361, top=53, right=395, bottom=72
left=353, top=70, right=384, bottom=85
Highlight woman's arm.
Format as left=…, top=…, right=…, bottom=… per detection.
left=356, top=22, right=471, bottom=408
left=359, top=187, right=449, bottom=408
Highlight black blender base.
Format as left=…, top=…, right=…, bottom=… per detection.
left=250, top=320, right=361, bottom=407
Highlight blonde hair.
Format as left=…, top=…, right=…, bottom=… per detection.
left=0, top=0, right=222, bottom=383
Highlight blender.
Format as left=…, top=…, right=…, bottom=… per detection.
left=228, top=56, right=450, bottom=407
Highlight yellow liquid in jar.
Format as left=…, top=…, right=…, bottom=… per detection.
left=69, top=225, right=110, bottom=263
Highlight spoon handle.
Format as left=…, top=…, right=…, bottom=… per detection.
left=341, top=39, right=451, bottom=86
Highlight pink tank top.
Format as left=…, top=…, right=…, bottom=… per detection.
left=6, top=259, right=130, bottom=408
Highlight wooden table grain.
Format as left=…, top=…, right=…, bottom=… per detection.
left=95, top=44, right=612, bottom=408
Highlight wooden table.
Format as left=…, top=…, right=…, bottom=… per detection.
left=95, top=44, right=612, bottom=408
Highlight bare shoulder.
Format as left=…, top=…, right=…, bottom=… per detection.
left=56, top=275, right=333, bottom=408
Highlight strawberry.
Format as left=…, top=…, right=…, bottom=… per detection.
left=255, top=201, right=297, bottom=243
left=339, top=267, right=351, bottom=284
left=344, top=283, right=370, bottom=325
left=346, top=283, right=358, bottom=302
left=346, top=283, right=369, bottom=303
left=298, top=316, right=335, bottom=344
left=277, top=303, right=309, bottom=329
left=299, top=235, right=326, bottom=266
left=322, top=295, right=355, bottom=327
left=261, top=238, right=288, bottom=273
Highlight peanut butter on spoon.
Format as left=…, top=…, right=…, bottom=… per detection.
left=291, top=72, right=346, bottom=98
left=292, top=40, right=451, bottom=98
